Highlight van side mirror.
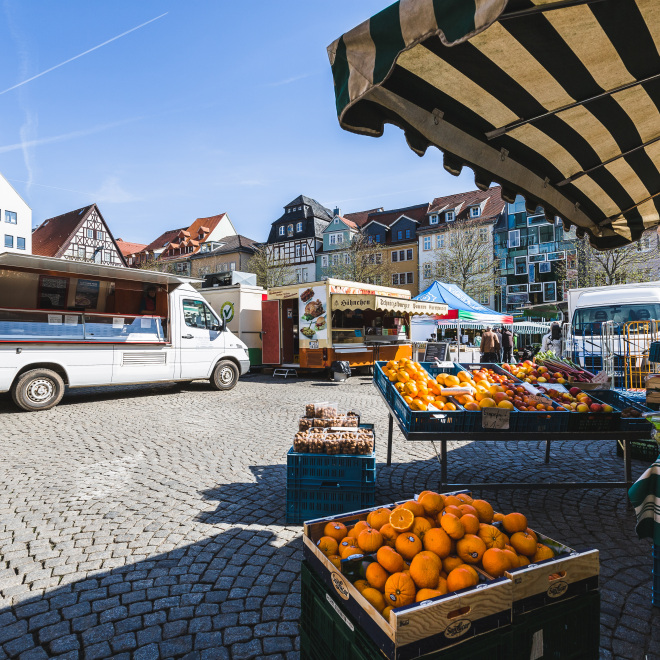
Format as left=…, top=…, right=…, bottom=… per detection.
left=211, top=322, right=222, bottom=332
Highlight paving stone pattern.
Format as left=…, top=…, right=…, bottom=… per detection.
left=0, top=373, right=659, bottom=659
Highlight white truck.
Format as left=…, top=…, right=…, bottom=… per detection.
left=0, top=253, right=250, bottom=411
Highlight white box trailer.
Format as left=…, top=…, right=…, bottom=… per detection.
left=0, top=253, right=250, bottom=411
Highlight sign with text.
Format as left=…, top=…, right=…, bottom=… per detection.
left=424, top=342, right=449, bottom=362
left=481, top=407, right=510, bottom=429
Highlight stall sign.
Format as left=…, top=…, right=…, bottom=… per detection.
left=424, top=342, right=449, bottom=362
left=74, top=279, right=100, bottom=309
left=298, top=285, right=328, bottom=343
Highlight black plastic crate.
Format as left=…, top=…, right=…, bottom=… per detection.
left=300, top=561, right=513, bottom=660
left=615, top=440, right=659, bottom=462
left=509, top=590, right=600, bottom=660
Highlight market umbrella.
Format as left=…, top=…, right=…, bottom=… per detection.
left=328, top=0, right=660, bottom=249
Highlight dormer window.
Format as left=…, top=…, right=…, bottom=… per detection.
left=296, top=222, right=303, bottom=232
left=430, top=214, right=439, bottom=225
left=279, top=226, right=285, bottom=236
left=397, top=230, right=403, bottom=240
left=446, top=211, right=455, bottom=222
left=470, top=206, right=480, bottom=218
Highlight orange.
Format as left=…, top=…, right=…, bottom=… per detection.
left=423, top=516, right=437, bottom=529
left=380, top=523, right=399, bottom=548
left=395, top=533, right=423, bottom=561
left=316, top=536, right=339, bottom=556
left=366, top=561, right=390, bottom=591
left=510, top=532, right=537, bottom=557
left=443, top=496, right=461, bottom=507
left=357, top=529, right=383, bottom=554
left=423, top=528, right=452, bottom=559
left=532, top=544, right=555, bottom=562
left=478, top=398, right=497, bottom=408
left=518, top=555, right=530, bottom=567
left=493, top=512, right=505, bottom=522
left=416, top=550, right=442, bottom=570
left=347, top=521, right=371, bottom=539
left=419, top=492, right=444, bottom=516
left=327, top=554, right=342, bottom=569
left=384, top=573, right=416, bottom=608
left=446, top=567, right=477, bottom=592
left=389, top=508, right=414, bottom=533
left=401, top=500, right=425, bottom=517
left=362, top=587, right=386, bottom=612
left=502, top=513, right=528, bottom=535
left=500, top=532, right=510, bottom=546
left=382, top=606, right=393, bottom=621
left=339, top=542, right=362, bottom=560
left=409, top=554, right=441, bottom=589
left=460, top=514, right=480, bottom=535
left=456, top=534, right=487, bottom=565
left=478, top=525, right=505, bottom=549
left=353, top=579, right=369, bottom=593
left=442, top=505, right=463, bottom=518
left=411, top=517, right=432, bottom=541
left=471, top=500, right=494, bottom=523
left=442, top=555, right=464, bottom=573
left=455, top=493, right=474, bottom=504
left=526, top=528, right=538, bottom=543
left=377, top=546, right=405, bottom=574
left=458, top=504, right=478, bottom=518
left=482, top=548, right=510, bottom=578
left=502, top=548, right=519, bottom=569
left=415, top=588, right=444, bottom=602
left=324, top=522, right=348, bottom=542
left=440, top=514, right=465, bottom=540
left=367, top=508, right=393, bottom=531
left=444, top=402, right=457, bottom=411
left=436, top=576, right=448, bottom=594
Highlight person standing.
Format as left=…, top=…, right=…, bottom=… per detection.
left=541, top=322, right=563, bottom=356
left=495, top=327, right=503, bottom=362
left=501, top=327, right=514, bottom=363
left=480, top=326, right=500, bottom=363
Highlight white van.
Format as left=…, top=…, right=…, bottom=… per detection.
left=0, top=253, right=250, bottom=411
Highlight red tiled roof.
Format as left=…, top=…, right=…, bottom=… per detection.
left=32, top=205, right=95, bottom=257
left=420, top=187, right=504, bottom=231
left=344, top=208, right=383, bottom=227
left=338, top=216, right=358, bottom=230
left=116, top=239, right=147, bottom=257
left=364, top=203, right=430, bottom=229
left=159, top=213, right=230, bottom=259
left=143, top=228, right=185, bottom=253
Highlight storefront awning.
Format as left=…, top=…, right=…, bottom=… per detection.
left=332, top=293, right=448, bottom=315
left=328, top=0, right=660, bottom=249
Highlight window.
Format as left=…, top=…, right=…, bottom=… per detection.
left=392, top=274, right=399, bottom=285
left=405, top=229, right=411, bottom=239
left=329, top=234, right=336, bottom=245
left=546, top=251, right=565, bottom=261
left=528, top=254, right=546, bottom=263
left=539, top=261, right=552, bottom=274
left=344, top=254, right=350, bottom=265
left=332, top=254, right=339, bottom=266
left=375, top=253, right=382, bottom=264
left=508, top=230, right=520, bottom=248
left=436, top=235, right=444, bottom=248
left=445, top=211, right=455, bottom=222
left=508, top=284, right=528, bottom=294
left=4, top=235, right=13, bottom=248
left=336, top=233, right=343, bottom=244
left=287, top=224, right=294, bottom=237
left=295, top=244, right=301, bottom=257
left=539, top=225, right=554, bottom=243
left=399, top=250, right=405, bottom=261
left=104, top=251, right=112, bottom=262
left=279, top=226, right=285, bottom=236
left=430, top=214, right=439, bottom=225
left=543, top=282, right=557, bottom=302
left=16, top=237, right=25, bottom=250
left=392, top=251, right=398, bottom=262
left=514, top=256, right=527, bottom=275
left=406, top=249, right=413, bottom=260
left=230, top=262, right=236, bottom=271
left=5, top=211, right=17, bottom=224
left=406, top=272, right=413, bottom=284
left=423, top=263, right=432, bottom=278
left=496, top=258, right=506, bottom=270
left=423, top=236, right=431, bottom=250
left=529, top=283, right=543, bottom=293
left=321, top=255, right=328, bottom=267
left=301, top=243, right=307, bottom=256
left=479, top=227, right=488, bottom=243
left=470, top=206, right=480, bottom=218
left=375, top=234, right=382, bottom=243
left=85, top=228, right=93, bottom=238
left=96, top=230, right=104, bottom=240
left=508, top=197, right=526, bottom=214
left=296, top=222, right=303, bottom=232
left=78, top=247, right=85, bottom=258
left=479, top=293, right=490, bottom=304
left=397, top=230, right=403, bottom=240
left=182, top=299, right=221, bottom=329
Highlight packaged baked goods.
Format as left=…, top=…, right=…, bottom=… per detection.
left=314, top=402, right=339, bottom=418
left=305, top=404, right=316, bottom=417
left=298, top=417, right=314, bottom=431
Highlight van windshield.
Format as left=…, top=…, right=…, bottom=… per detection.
left=573, top=304, right=660, bottom=334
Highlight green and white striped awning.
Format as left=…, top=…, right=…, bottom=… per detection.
left=328, top=0, right=660, bottom=249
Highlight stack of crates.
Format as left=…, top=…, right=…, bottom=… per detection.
left=285, top=424, right=376, bottom=525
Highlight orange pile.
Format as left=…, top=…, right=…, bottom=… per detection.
left=315, top=494, right=555, bottom=619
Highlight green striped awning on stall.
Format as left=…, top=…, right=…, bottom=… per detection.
left=328, top=0, right=660, bottom=249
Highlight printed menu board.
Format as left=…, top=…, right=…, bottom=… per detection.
left=38, top=276, right=69, bottom=309
left=74, top=279, right=100, bottom=309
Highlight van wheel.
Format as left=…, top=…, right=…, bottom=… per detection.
left=12, top=369, right=65, bottom=412
left=210, top=361, right=239, bottom=391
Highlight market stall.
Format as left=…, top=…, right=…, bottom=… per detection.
left=262, top=279, right=448, bottom=370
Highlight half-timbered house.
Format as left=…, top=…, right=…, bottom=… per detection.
left=32, top=204, right=126, bottom=266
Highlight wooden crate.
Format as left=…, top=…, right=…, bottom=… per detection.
left=504, top=531, right=599, bottom=618
left=303, top=503, right=512, bottom=660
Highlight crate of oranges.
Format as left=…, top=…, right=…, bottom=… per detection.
left=302, top=491, right=599, bottom=659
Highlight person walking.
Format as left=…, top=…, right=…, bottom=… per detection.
left=480, top=326, right=500, bottom=363
left=501, top=327, right=514, bottom=363
left=495, top=327, right=503, bottom=362
left=541, top=322, right=563, bottom=356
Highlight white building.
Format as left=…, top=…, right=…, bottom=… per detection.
left=0, top=173, right=32, bottom=254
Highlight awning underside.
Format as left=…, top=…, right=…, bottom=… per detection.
left=329, top=0, right=660, bottom=249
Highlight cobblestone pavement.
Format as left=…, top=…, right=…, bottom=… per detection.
left=0, top=373, right=659, bottom=659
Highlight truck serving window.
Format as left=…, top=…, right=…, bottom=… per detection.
left=573, top=304, right=660, bottom=334
left=182, top=299, right=221, bottom=330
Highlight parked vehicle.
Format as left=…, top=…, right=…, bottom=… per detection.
left=0, top=253, right=250, bottom=411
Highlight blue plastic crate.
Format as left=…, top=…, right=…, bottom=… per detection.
left=286, top=480, right=375, bottom=525
left=653, top=544, right=660, bottom=608
left=287, top=447, right=376, bottom=486
left=373, top=362, right=394, bottom=404
left=592, top=389, right=653, bottom=431
left=510, top=405, right=569, bottom=432
left=460, top=363, right=522, bottom=381
left=564, top=390, right=621, bottom=432
left=649, top=341, right=660, bottom=364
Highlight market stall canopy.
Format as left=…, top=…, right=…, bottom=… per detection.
left=328, top=0, right=660, bottom=249
left=514, top=321, right=553, bottom=334
left=414, top=280, right=514, bottom=323
left=331, top=293, right=448, bottom=315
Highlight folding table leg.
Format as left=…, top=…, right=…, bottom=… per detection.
left=545, top=440, right=551, bottom=464
left=386, top=413, right=393, bottom=467
left=440, top=440, right=447, bottom=490
left=624, top=437, right=632, bottom=489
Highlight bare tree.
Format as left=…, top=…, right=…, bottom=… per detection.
left=320, top=235, right=395, bottom=284
left=248, top=244, right=297, bottom=289
left=429, top=220, right=497, bottom=300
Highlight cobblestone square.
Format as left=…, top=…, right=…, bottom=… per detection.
left=1, top=373, right=659, bottom=659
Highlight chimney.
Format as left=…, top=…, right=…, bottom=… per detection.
left=333, top=207, right=342, bottom=217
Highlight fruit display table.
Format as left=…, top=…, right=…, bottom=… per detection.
left=374, top=361, right=650, bottom=492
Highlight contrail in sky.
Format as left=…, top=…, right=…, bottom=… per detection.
left=0, top=12, right=168, bottom=95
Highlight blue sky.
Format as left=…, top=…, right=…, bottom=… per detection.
left=0, top=1, right=475, bottom=244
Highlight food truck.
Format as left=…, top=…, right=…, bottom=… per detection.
left=0, top=253, right=250, bottom=411
left=262, top=279, right=448, bottom=370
